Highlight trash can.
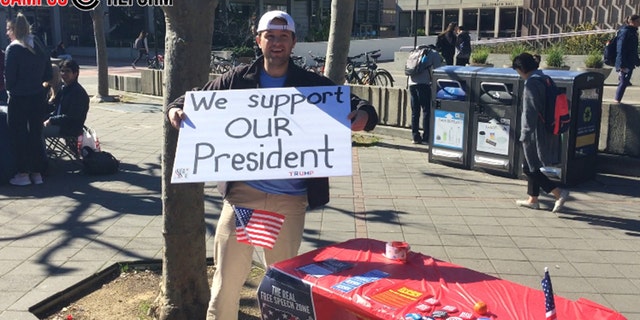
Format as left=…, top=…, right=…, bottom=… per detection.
left=535, top=70, right=605, bottom=185
left=470, top=68, right=524, bottom=178
left=429, top=66, right=485, bottom=169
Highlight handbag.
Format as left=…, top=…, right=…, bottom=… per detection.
left=80, top=126, right=101, bottom=152
left=82, top=147, right=119, bottom=175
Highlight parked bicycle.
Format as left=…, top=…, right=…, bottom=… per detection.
left=291, top=54, right=306, bottom=69
left=210, top=53, right=242, bottom=74
left=147, top=53, right=164, bottom=70
left=307, top=51, right=325, bottom=75
left=345, top=49, right=394, bottom=87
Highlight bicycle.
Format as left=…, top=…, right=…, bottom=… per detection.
left=291, top=54, right=306, bottom=69
left=147, top=53, right=164, bottom=70
left=307, top=51, right=325, bottom=75
left=345, top=49, right=395, bottom=87
left=210, top=53, right=242, bottom=74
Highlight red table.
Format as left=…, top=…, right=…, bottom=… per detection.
left=257, top=238, right=626, bottom=320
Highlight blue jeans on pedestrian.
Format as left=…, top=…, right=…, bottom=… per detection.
left=615, top=68, right=633, bottom=102
left=409, top=83, right=431, bottom=143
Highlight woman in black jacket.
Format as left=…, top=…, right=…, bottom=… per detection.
left=436, top=22, right=457, bottom=65
left=5, top=13, right=52, bottom=186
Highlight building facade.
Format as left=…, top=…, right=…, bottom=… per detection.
left=396, top=0, right=640, bottom=40
left=1, top=0, right=639, bottom=51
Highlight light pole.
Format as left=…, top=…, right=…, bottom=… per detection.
left=413, top=0, right=419, bottom=48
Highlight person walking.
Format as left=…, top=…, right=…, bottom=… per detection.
left=407, top=45, right=443, bottom=144
left=614, top=14, right=640, bottom=103
left=455, top=25, right=472, bottom=66
left=131, top=30, right=149, bottom=69
left=436, top=22, right=457, bottom=65
left=5, top=12, right=52, bottom=186
left=167, top=10, right=378, bottom=320
left=512, top=53, right=570, bottom=213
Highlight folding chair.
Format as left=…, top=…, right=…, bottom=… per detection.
left=45, top=125, right=99, bottom=165
left=45, top=134, right=82, bottom=165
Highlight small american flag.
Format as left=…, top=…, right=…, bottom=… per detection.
left=541, top=267, right=557, bottom=320
left=233, top=205, right=285, bottom=249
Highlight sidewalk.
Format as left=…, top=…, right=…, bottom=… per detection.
left=0, top=61, right=639, bottom=320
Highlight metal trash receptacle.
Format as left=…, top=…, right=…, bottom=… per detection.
left=429, top=66, right=485, bottom=169
left=470, top=68, right=524, bottom=178
left=536, top=70, right=604, bottom=185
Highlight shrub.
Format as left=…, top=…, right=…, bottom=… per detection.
left=471, top=47, right=490, bottom=64
left=227, top=46, right=255, bottom=57
left=509, top=43, right=531, bottom=62
left=563, top=22, right=612, bottom=55
left=584, top=51, right=604, bottom=68
left=545, top=46, right=565, bottom=67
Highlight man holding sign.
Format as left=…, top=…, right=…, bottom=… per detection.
left=167, top=10, right=378, bottom=320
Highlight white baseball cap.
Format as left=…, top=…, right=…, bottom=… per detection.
left=256, top=10, right=295, bottom=34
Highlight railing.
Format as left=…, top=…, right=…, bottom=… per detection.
left=471, top=29, right=616, bottom=45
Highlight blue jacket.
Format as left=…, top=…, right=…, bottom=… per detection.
left=615, top=25, right=640, bottom=71
left=5, top=36, right=52, bottom=96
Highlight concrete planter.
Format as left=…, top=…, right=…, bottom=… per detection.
left=577, top=67, right=613, bottom=79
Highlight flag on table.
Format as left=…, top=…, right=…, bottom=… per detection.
left=541, top=267, right=558, bottom=320
left=233, top=205, right=285, bottom=249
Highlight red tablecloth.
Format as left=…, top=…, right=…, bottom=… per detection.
left=257, top=238, right=626, bottom=320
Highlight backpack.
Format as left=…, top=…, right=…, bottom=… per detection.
left=603, top=32, right=618, bottom=67
left=404, top=47, right=429, bottom=76
left=533, top=76, right=571, bottom=135
left=82, top=147, right=120, bottom=175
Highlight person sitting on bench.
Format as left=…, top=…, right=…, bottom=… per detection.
left=43, top=59, right=89, bottom=138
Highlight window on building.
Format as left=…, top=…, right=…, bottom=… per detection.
left=499, top=8, right=521, bottom=37
left=429, top=10, right=443, bottom=35
left=478, top=9, right=495, bottom=39
left=462, top=9, right=478, bottom=32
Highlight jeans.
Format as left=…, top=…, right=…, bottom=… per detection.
left=409, top=83, right=431, bottom=142
left=615, top=68, right=633, bottom=102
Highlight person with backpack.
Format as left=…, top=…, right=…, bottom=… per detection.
left=614, top=14, right=640, bottom=103
left=436, top=22, right=457, bottom=65
left=131, top=30, right=149, bottom=69
left=5, top=13, right=53, bottom=185
left=406, top=45, right=443, bottom=144
left=455, top=25, right=472, bottom=66
left=511, top=53, right=570, bottom=213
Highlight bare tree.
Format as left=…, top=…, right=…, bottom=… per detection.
left=90, top=2, right=117, bottom=102
left=151, top=1, right=219, bottom=319
left=324, top=0, right=356, bottom=84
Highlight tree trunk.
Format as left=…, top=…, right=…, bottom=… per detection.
left=90, top=3, right=116, bottom=102
left=153, top=1, right=218, bottom=319
left=324, top=0, right=356, bottom=84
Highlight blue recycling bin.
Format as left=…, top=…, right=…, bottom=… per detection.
left=429, top=66, right=485, bottom=169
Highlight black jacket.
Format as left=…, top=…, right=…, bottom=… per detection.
left=168, top=57, right=379, bottom=208
left=616, top=25, right=640, bottom=70
left=48, top=81, right=90, bottom=136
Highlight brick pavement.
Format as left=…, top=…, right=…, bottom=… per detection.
left=0, top=62, right=639, bottom=319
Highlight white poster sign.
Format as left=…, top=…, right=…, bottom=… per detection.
left=171, top=86, right=353, bottom=183
left=476, top=119, right=510, bottom=155
left=433, top=110, right=464, bottom=150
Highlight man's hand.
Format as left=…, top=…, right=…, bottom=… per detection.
left=43, top=119, right=50, bottom=127
left=348, top=109, right=369, bottom=131
left=168, top=108, right=186, bottom=129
